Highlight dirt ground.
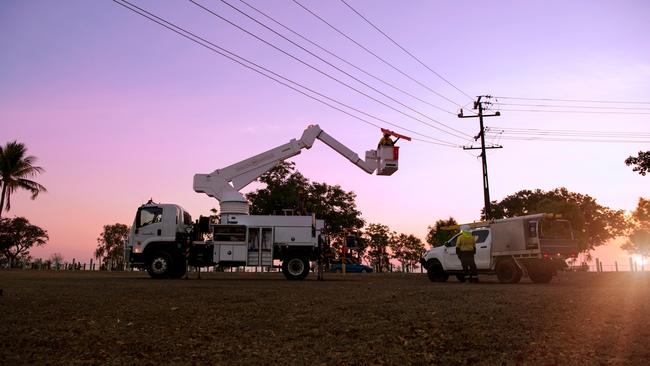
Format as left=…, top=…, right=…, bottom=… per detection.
left=1, top=270, right=649, bottom=365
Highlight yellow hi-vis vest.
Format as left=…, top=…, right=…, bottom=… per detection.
left=456, top=231, right=476, bottom=252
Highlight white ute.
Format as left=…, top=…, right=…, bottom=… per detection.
left=421, top=214, right=578, bottom=284
left=126, top=124, right=409, bottom=280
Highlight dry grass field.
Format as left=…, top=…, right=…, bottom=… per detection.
left=1, top=270, right=649, bottom=365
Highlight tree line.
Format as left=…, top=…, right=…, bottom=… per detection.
left=1, top=141, right=649, bottom=269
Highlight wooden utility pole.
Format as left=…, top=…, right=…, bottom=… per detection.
left=458, top=96, right=502, bottom=219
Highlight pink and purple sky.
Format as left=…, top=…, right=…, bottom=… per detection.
left=1, top=0, right=648, bottom=265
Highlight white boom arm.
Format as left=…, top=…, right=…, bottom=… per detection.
left=193, top=124, right=399, bottom=214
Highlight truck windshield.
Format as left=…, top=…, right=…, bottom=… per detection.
left=138, top=207, right=162, bottom=228
left=540, top=219, right=573, bottom=240
left=183, top=211, right=192, bottom=225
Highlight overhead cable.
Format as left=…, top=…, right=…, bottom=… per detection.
left=112, top=0, right=460, bottom=148
left=190, top=0, right=471, bottom=141
left=236, top=0, right=458, bottom=117
left=339, top=0, right=474, bottom=102
left=498, top=109, right=650, bottom=115
left=494, top=96, right=650, bottom=105
left=292, top=0, right=465, bottom=108
left=498, top=102, right=650, bottom=111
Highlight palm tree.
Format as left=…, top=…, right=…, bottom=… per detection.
left=0, top=141, right=47, bottom=218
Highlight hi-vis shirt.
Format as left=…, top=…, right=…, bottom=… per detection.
left=456, top=231, right=476, bottom=252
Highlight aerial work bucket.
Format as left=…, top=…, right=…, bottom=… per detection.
left=377, top=146, right=399, bottom=175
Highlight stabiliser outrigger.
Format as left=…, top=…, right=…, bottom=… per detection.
left=126, top=124, right=410, bottom=280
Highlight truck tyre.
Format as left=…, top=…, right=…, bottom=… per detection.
left=147, top=251, right=174, bottom=279
left=282, top=256, right=310, bottom=281
left=426, top=261, right=449, bottom=282
left=496, top=259, right=522, bottom=284
left=528, top=262, right=554, bottom=284
left=171, top=257, right=187, bottom=279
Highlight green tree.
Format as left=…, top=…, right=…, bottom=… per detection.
left=247, top=162, right=365, bottom=243
left=426, top=217, right=458, bottom=247
left=0, top=217, right=48, bottom=268
left=488, top=188, right=627, bottom=252
left=95, top=223, right=130, bottom=270
left=364, top=223, right=392, bottom=272
left=391, top=233, right=425, bottom=272
left=625, top=151, right=650, bottom=176
left=0, top=141, right=47, bottom=218
left=621, top=198, right=650, bottom=260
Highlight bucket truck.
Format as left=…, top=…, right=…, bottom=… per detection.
left=126, top=124, right=409, bottom=280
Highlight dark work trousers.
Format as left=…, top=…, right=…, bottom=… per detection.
left=458, top=251, right=478, bottom=278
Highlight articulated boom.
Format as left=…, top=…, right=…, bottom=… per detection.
left=193, top=124, right=403, bottom=214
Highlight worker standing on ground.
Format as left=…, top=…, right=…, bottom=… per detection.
left=456, top=225, right=478, bottom=282
left=378, top=132, right=395, bottom=147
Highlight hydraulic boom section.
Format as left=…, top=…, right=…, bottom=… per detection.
left=193, top=124, right=406, bottom=215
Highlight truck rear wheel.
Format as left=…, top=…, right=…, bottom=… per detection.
left=147, top=251, right=174, bottom=279
left=282, top=257, right=310, bottom=281
left=496, top=259, right=522, bottom=284
left=426, top=261, right=449, bottom=282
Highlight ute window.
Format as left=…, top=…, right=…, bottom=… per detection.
left=214, top=225, right=247, bottom=242
left=445, top=234, right=460, bottom=247
left=540, top=219, right=573, bottom=240
left=473, top=230, right=489, bottom=244
left=138, top=207, right=163, bottom=228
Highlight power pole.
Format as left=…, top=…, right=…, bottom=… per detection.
left=458, top=96, right=502, bottom=220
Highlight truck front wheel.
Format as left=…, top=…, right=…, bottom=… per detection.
left=496, top=259, right=522, bottom=284
left=147, top=251, right=174, bottom=279
left=282, top=256, right=310, bottom=281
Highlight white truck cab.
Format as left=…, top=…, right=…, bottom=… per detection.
left=421, top=214, right=578, bottom=284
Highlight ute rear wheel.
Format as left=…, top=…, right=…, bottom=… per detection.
left=147, top=251, right=174, bottom=279
left=528, top=261, right=554, bottom=284
left=282, top=256, right=310, bottom=281
left=496, top=259, right=522, bottom=284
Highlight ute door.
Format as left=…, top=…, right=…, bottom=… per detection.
left=472, top=229, right=491, bottom=269
left=134, top=206, right=164, bottom=247
left=443, top=234, right=462, bottom=270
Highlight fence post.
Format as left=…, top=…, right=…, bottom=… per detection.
left=629, top=257, right=634, bottom=272
left=599, top=261, right=603, bottom=272
left=595, top=258, right=600, bottom=272
left=615, top=261, right=618, bottom=272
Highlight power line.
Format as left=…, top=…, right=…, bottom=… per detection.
left=484, top=136, right=650, bottom=144
left=499, top=109, right=650, bottom=115
left=498, top=102, right=650, bottom=111
left=495, top=96, right=650, bottom=105
left=339, top=0, right=474, bottom=102
left=486, top=127, right=650, bottom=143
left=488, top=127, right=650, bottom=138
left=190, top=0, right=472, bottom=141
left=236, top=0, right=457, bottom=117
left=112, top=0, right=459, bottom=148
left=292, top=0, right=465, bottom=108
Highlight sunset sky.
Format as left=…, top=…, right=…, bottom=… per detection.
left=1, top=0, right=648, bottom=265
